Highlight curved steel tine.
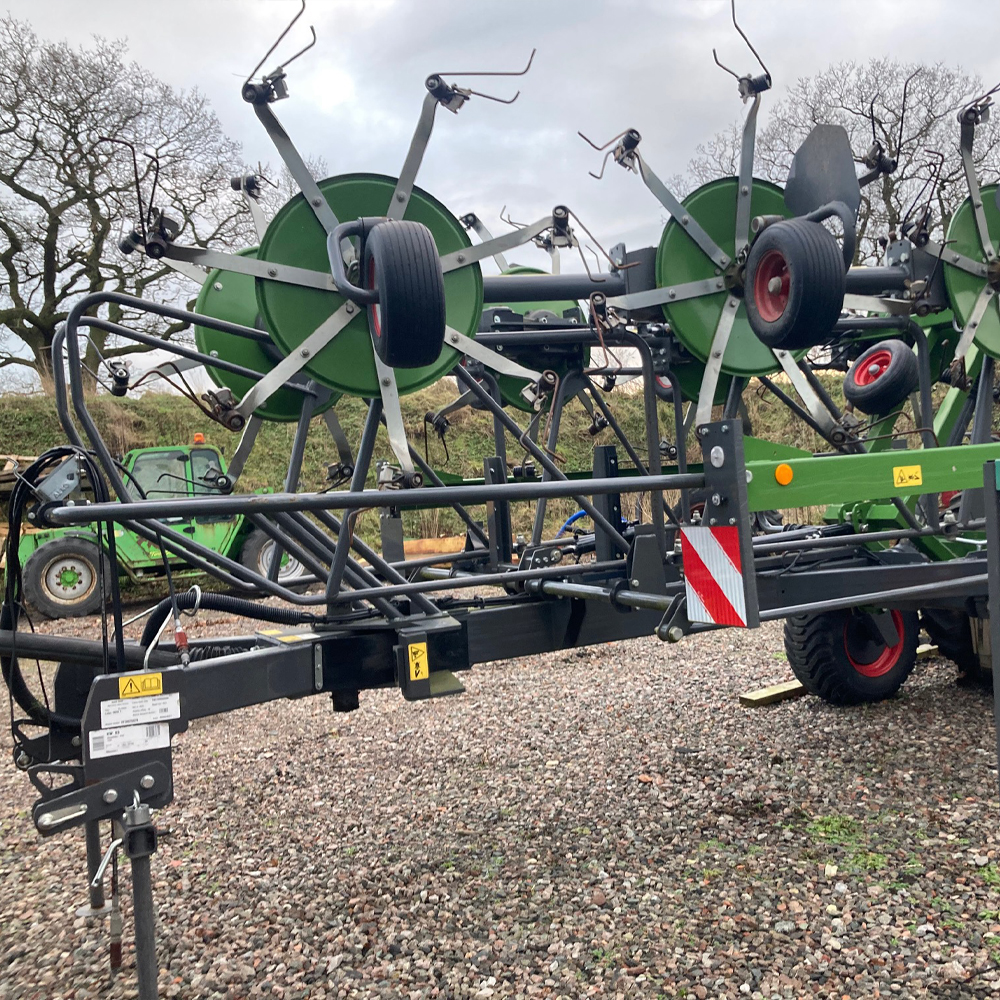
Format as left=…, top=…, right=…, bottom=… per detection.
left=244, top=0, right=308, bottom=84
left=94, top=135, right=147, bottom=240
left=588, top=149, right=614, bottom=181
left=277, top=26, right=317, bottom=73
left=577, top=129, right=629, bottom=152
left=436, top=48, right=535, bottom=79
left=466, top=86, right=521, bottom=105
left=728, top=0, right=770, bottom=80
left=712, top=48, right=740, bottom=81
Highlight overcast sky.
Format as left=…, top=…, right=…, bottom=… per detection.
left=7, top=0, right=1000, bottom=277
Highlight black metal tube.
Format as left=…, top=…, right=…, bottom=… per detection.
left=759, top=572, right=988, bottom=620
left=85, top=822, right=106, bottom=911
left=326, top=400, right=382, bottom=606
left=844, top=266, right=909, bottom=295
left=757, top=375, right=839, bottom=445
left=327, top=558, right=626, bottom=604
left=587, top=383, right=648, bottom=474
left=48, top=471, right=707, bottom=525
left=752, top=525, right=946, bottom=553
left=832, top=316, right=910, bottom=333
left=130, top=854, right=158, bottom=1000
left=483, top=272, right=626, bottom=302
left=407, top=446, right=489, bottom=546
left=530, top=374, right=573, bottom=546
left=799, top=364, right=843, bottom=421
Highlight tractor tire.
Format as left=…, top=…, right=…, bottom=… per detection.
left=239, top=529, right=310, bottom=591
left=744, top=218, right=846, bottom=351
left=22, top=538, right=113, bottom=619
left=784, top=608, right=919, bottom=705
left=920, top=607, right=982, bottom=682
left=364, top=220, right=446, bottom=369
left=842, top=339, right=919, bottom=415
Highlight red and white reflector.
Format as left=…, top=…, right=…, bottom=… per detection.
left=679, top=525, right=748, bottom=627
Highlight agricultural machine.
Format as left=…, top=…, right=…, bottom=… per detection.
left=4, top=3, right=1000, bottom=994
left=16, top=440, right=307, bottom=618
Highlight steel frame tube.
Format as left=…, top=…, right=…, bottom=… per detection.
left=482, top=272, right=626, bottom=302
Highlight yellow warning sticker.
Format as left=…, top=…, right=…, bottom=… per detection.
left=893, top=464, right=923, bottom=488
left=118, top=673, right=163, bottom=698
left=408, top=642, right=429, bottom=682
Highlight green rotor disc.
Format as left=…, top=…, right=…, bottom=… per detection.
left=489, top=265, right=589, bottom=412
left=670, top=358, right=731, bottom=405
left=257, top=173, right=483, bottom=397
left=656, top=177, right=797, bottom=378
left=943, top=183, right=1000, bottom=359
left=194, top=248, right=337, bottom=422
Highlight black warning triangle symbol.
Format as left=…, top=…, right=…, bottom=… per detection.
left=121, top=678, right=141, bottom=696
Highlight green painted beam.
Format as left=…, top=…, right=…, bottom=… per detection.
left=746, top=441, right=1000, bottom=511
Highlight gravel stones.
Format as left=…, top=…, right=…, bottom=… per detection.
left=2, top=612, right=1000, bottom=998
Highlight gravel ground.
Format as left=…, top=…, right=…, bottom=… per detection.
left=2, top=610, right=1000, bottom=1000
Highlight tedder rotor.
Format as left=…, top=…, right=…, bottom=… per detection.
left=4, top=3, right=1000, bottom=996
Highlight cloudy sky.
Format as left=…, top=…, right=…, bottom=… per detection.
left=7, top=0, right=1000, bottom=277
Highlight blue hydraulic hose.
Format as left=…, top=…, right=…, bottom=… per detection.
left=556, top=510, right=589, bottom=537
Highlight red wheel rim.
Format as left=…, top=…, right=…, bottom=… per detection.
left=853, top=349, right=892, bottom=386
left=753, top=249, right=789, bottom=322
left=844, top=609, right=905, bottom=678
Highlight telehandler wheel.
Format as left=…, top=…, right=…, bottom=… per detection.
left=842, top=339, right=920, bottom=415
left=364, top=220, right=447, bottom=369
left=744, top=218, right=845, bottom=351
left=22, top=538, right=113, bottom=619
left=239, top=530, right=310, bottom=590
left=784, top=608, right=919, bottom=705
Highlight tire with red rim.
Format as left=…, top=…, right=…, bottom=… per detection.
left=842, top=339, right=920, bottom=415
left=744, top=218, right=846, bottom=350
left=783, top=608, right=919, bottom=704
left=363, top=220, right=446, bottom=369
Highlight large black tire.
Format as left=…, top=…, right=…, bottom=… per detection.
left=784, top=608, right=919, bottom=705
left=842, top=339, right=920, bottom=415
left=364, top=220, right=446, bottom=369
left=920, top=608, right=981, bottom=681
left=22, top=538, right=113, bottom=619
left=744, top=218, right=846, bottom=350
left=239, top=529, right=310, bottom=591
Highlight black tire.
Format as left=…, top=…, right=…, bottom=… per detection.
left=363, top=220, right=446, bottom=369
left=239, top=529, right=310, bottom=591
left=842, top=339, right=920, bottom=415
left=22, top=538, right=113, bottom=619
left=784, top=608, right=919, bottom=705
left=920, top=608, right=981, bottom=680
left=744, top=218, right=846, bottom=350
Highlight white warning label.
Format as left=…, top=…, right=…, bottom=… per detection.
left=89, top=723, right=170, bottom=760
left=101, top=692, right=180, bottom=729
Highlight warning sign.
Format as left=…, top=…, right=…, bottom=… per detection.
left=892, top=464, right=923, bottom=488
left=408, top=642, right=428, bottom=681
left=118, top=673, right=163, bottom=699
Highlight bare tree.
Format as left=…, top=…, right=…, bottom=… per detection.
left=686, top=60, right=1000, bottom=262
left=0, top=17, right=255, bottom=389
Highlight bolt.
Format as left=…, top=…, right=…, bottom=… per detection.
left=37, top=813, right=55, bottom=830
left=729, top=518, right=736, bottom=525
left=71, top=735, right=81, bottom=747
left=457, top=254, right=466, bottom=263
left=712, top=350, right=721, bottom=358
left=311, top=198, right=322, bottom=207
left=345, top=303, right=355, bottom=314
left=210, top=350, right=219, bottom=358
left=140, top=774, right=155, bottom=790
left=667, top=626, right=684, bottom=643
left=396, top=192, right=406, bottom=203
left=716, top=280, right=724, bottom=289
left=681, top=215, right=689, bottom=225
left=741, top=185, right=749, bottom=195
left=267, top=267, right=278, bottom=277
left=15, top=752, right=29, bottom=768
left=632, top=579, right=640, bottom=587
left=711, top=493, right=722, bottom=507
left=953, top=254, right=961, bottom=262
left=213, top=281, right=223, bottom=291
left=300, top=348, right=310, bottom=358
left=450, top=333, right=460, bottom=344
left=709, top=517, right=717, bottom=525
left=767, top=276, right=782, bottom=294
left=102, top=789, right=118, bottom=804
left=668, top=289, right=676, bottom=299
left=721, top=425, right=729, bottom=433
left=381, top=377, right=391, bottom=386
left=745, top=470, right=753, bottom=483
